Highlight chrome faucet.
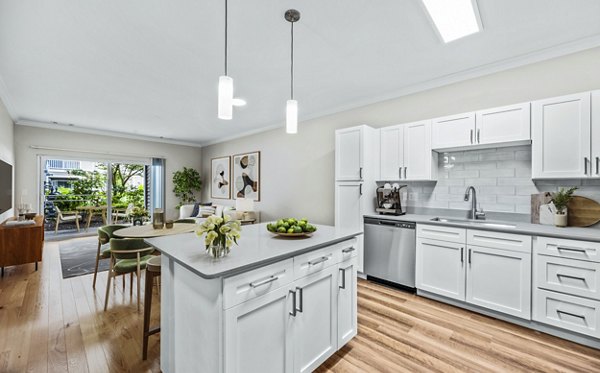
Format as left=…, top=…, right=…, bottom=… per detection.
left=464, top=186, right=486, bottom=220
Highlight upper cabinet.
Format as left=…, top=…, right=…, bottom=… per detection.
left=379, top=121, right=437, bottom=181
left=432, top=104, right=531, bottom=151
left=335, top=125, right=379, bottom=182
left=532, top=92, right=591, bottom=179
left=592, top=90, right=600, bottom=178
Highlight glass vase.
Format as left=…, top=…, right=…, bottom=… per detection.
left=207, top=241, right=229, bottom=259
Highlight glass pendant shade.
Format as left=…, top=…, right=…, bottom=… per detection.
left=218, top=75, right=234, bottom=120
left=286, top=99, right=298, bottom=134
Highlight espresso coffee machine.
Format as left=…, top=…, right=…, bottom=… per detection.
left=375, top=184, right=407, bottom=215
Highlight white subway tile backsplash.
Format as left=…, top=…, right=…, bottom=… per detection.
left=405, top=145, right=600, bottom=214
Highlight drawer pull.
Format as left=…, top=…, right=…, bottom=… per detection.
left=339, top=268, right=347, bottom=289
left=557, top=273, right=587, bottom=283
left=296, top=287, right=303, bottom=313
left=250, top=276, right=279, bottom=288
left=308, top=256, right=329, bottom=266
left=289, top=290, right=297, bottom=317
left=556, top=309, right=586, bottom=321
left=556, top=246, right=587, bottom=254
left=342, top=247, right=356, bottom=254
left=460, top=247, right=464, bottom=263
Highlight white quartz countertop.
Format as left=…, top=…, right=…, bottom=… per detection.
left=145, top=223, right=362, bottom=279
left=364, top=213, right=600, bottom=242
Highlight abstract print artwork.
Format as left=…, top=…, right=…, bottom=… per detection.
left=232, top=151, right=260, bottom=201
left=211, top=156, right=231, bottom=199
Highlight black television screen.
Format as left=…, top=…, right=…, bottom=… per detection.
left=0, top=159, right=12, bottom=215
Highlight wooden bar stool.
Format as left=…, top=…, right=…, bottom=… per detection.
left=142, top=255, right=161, bottom=360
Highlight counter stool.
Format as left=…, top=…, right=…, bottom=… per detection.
left=142, top=255, right=161, bottom=360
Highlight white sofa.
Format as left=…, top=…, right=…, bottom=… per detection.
left=178, top=203, right=236, bottom=223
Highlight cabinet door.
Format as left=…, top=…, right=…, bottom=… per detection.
left=466, top=246, right=531, bottom=319
left=380, top=125, right=404, bottom=180
left=335, top=127, right=363, bottom=181
left=532, top=92, right=591, bottom=178
left=337, top=257, right=358, bottom=348
left=404, top=120, right=434, bottom=181
left=475, top=103, right=531, bottom=145
left=334, top=183, right=363, bottom=232
left=293, top=266, right=338, bottom=373
left=225, top=285, right=294, bottom=373
left=431, top=112, right=475, bottom=150
left=592, top=90, right=600, bottom=178
left=416, top=237, right=466, bottom=301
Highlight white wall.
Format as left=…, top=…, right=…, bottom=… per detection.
left=14, top=126, right=202, bottom=220
left=0, top=98, right=14, bottom=223
left=201, top=47, right=600, bottom=225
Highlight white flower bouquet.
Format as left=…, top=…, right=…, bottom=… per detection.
left=196, top=214, right=241, bottom=258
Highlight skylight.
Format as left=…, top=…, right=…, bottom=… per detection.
left=421, top=0, right=482, bottom=43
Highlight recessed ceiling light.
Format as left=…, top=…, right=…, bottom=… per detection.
left=232, top=98, right=247, bottom=107
left=421, top=0, right=482, bottom=43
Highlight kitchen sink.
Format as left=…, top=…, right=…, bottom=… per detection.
left=429, top=217, right=516, bottom=229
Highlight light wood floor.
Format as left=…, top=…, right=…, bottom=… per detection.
left=2, top=240, right=600, bottom=372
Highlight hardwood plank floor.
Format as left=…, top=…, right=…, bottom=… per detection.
left=1, top=240, right=599, bottom=372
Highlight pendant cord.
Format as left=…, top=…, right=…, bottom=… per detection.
left=225, top=0, right=228, bottom=76
left=290, top=21, right=294, bottom=100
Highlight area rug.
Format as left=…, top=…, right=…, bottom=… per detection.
left=59, top=236, right=107, bottom=279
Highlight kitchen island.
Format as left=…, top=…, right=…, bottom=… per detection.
left=146, top=223, right=361, bottom=373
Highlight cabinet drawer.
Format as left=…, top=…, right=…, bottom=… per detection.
left=294, top=244, right=340, bottom=280
left=536, top=255, right=600, bottom=300
left=224, top=259, right=294, bottom=309
left=417, top=224, right=466, bottom=244
left=535, top=237, right=600, bottom=262
left=534, top=289, right=600, bottom=338
left=468, top=230, right=531, bottom=254
left=338, top=237, right=359, bottom=262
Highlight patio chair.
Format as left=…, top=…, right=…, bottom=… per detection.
left=112, top=203, right=134, bottom=223
left=93, top=224, right=128, bottom=289
left=54, top=206, right=82, bottom=234
left=104, top=238, right=155, bottom=312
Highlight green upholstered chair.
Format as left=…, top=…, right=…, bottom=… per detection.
left=104, top=238, right=155, bottom=312
left=93, top=224, right=128, bottom=289
left=174, top=218, right=196, bottom=224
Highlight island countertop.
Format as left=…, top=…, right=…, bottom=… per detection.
left=145, top=223, right=362, bottom=279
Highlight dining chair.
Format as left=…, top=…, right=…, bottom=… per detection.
left=104, top=238, right=155, bottom=312
left=112, top=203, right=134, bottom=223
left=54, top=206, right=82, bottom=234
left=93, top=224, right=128, bottom=289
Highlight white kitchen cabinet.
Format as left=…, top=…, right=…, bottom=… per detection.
left=416, top=237, right=466, bottom=301
left=337, top=256, right=358, bottom=347
left=225, top=285, right=294, bottom=373
left=592, top=90, right=600, bottom=178
left=293, top=266, right=338, bottom=373
left=532, top=92, right=591, bottom=179
left=466, top=245, right=531, bottom=319
left=475, top=103, right=531, bottom=146
left=379, top=121, right=437, bottom=181
left=335, top=127, right=363, bottom=181
left=432, top=112, right=475, bottom=149
left=534, top=289, right=600, bottom=338
left=334, top=182, right=363, bottom=235
left=379, top=125, right=404, bottom=180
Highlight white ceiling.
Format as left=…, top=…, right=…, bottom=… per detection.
left=1, top=0, right=600, bottom=146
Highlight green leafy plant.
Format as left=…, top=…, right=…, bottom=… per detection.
left=173, top=167, right=202, bottom=207
left=129, top=206, right=149, bottom=219
left=551, top=187, right=578, bottom=214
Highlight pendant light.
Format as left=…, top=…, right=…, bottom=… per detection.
left=285, top=9, right=300, bottom=134
left=218, top=0, right=233, bottom=120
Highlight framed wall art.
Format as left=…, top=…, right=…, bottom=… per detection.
left=211, top=156, right=231, bottom=199
left=232, top=151, right=260, bottom=201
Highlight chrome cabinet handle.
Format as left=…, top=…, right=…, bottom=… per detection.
left=296, top=287, right=303, bottom=312
left=468, top=249, right=472, bottom=264
left=308, top=256, right=329, bottom=266
left=399, top=167, right=402, bottom=179
left=404, top=167, right=407, bottom=179
left=342, top=247, right=356, bottom=254
left=557, top=309, right=586, bottom=320
left=339, top=268, right=347, bottom=289
left=557, top=273, right=587, bottom=283
left=596, top=157, right=599, bottom=175
left=470, top=129, right=473, bottom=144
left=250, top=275, right=279, bottom=288
left=585, top=157, right=589, bottom=175
left=359, top=184, right=363, bottom=196
left=557, top=246, right=586, bottom=254
left=477, top=129, right=480, bottom=143
left=359, top=167, right=363, bottom=179
left=460, top=247, right=464, bottom=263
left=289, top=290, right=297, bottom=316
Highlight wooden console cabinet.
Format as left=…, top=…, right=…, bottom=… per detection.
left=0, top=216, right=44, bottom=276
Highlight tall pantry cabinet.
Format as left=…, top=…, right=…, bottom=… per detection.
left=335, top=125, right=379, bottom=272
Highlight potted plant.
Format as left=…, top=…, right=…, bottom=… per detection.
left=129, top=207, right=149, bottom=226
left=551, top=187, right=577, bottom=227
left=173, top=167, right=202, bottom=208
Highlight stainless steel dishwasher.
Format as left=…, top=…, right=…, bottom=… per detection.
left=364, top=217, right=416, bottom=290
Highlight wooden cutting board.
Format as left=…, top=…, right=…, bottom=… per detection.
left=567, top=196, right=600, bottom=227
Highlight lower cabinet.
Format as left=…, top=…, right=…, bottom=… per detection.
left=416, top=225, right=532, bottom=320
left=224, top=242, right=358, bottom=373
